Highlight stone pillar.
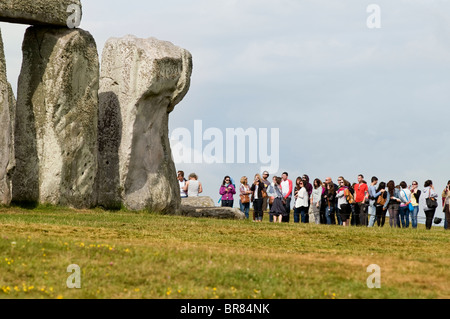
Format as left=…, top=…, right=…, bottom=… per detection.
left=13, top=26, right=99, bottom=208
left=98, top=35, right=192, bottom=213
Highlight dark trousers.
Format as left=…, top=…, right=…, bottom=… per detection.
left=358, top=202, right=368, bottom=226
left=375, top=205, right=387, bottom=227
left=425, top=208, right=437, bottom=230
left=282, top=197, right=291, bottom=223
left=222, top=200, right=233, bottom=207
left=253, top=198, right=264, bottom=221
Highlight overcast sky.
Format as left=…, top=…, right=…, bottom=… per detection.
left=1, top=1, right=449, bottom=220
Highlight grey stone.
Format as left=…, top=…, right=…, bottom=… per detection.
left=13, top=26, right=99, bottom=208
left=98, top=35, right=192, bottom=213
left=181, top=196, right=216, bottom=208
left=0, top=28, right=15, bottom=206
left=180, top=206, right=246, bottom=220
left=0, top=0, right=82, bottom=27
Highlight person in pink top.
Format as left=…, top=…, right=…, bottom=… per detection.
left=220, top=176, right=236, bottom=207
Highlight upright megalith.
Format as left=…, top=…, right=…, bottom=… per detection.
left=0, top=0, right=82, bottom=27
left=13, top=26, right=99, bottom=208
left=98, top=35, right=193, bottom=213
left=0, top=28, right=15, bottom=206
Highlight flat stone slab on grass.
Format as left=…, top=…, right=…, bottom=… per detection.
left=180, top=206, right=245, bottom=220
left=181, top=196, right=215, bottom=207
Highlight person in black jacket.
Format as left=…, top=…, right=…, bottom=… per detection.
left=250, top=174, right=265, bottom=222
left=410, top=181, right=421, bottom=229
left=323, top=182, right=336, bottom=225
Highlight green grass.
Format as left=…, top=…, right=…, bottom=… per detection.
left=0, top=205, right=449, bottom=299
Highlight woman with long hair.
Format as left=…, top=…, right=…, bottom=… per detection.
left=442, top=181, right=450, bottom=230
left=239, top=176, right=252, bottom=219
left=219, top=176, right=236, bottom=207
left=250, top=174, right=265, bottom=222
left=310, top=178, right=323, bottom=224
left=323, top=182, right=336, bottom=225
left=336, top=179, right=351, bottom=226
left=293, top=177, right=303, bottom=223
left=423, top=180, right=438, bottom=230
left=410, top=181, right=421, bottom=229
left=294, top=179, right=309, bottom=223
left=385, top=180, right=401, bottom=228
left=375, top=182, right=388, bottom=227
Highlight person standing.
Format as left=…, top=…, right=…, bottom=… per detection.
left=184, top=173, right=203, bottom=197
left=368, top=176, right=385, bottom=227
left=178, top=171, right=188, bottom=198
left=219, top=176, right=236, bottom=207
left=310, top=179, right=323, bottom=224
left=250, top=174, right=265, bottom=222
left=442, top=181, right=450, bottom=230
left=398, top=181, right=412, bottom=228
left=323, top=182, right=336, bottom=225
left=280, top=172, right=293, bottom=223
left=324, top=177, right=340, bottom=225
left=375, top=182, right=388, bottom=227
left=267, top=176, right=278, bottom=222
left=239, top=176, right=252, bottom=219
left=354, top=174, right=369, bottom=226
left=385, top=180, right=401, bottom=228
left=294, top=180, right=309, bottom=223
left=270, top=177, right=285, bottom=223
left=409, top=181, right=421, bottom=229
left=261, top=171, right=271, bottom=215
left=293, top=177, right=303, bottom=223
left=423, top=180, right=439, bottom=230
left=336, top=179, right=351, bottom=226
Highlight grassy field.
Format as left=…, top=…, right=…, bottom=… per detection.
left=0, top=205, right=449, bottom=299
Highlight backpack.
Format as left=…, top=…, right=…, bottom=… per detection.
left=344, top=188, right=355, bottom=204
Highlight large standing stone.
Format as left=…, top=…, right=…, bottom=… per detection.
left=0, top=28, right=15, bottom=206
left=13, top=26, right=99, bottom=208
left=0, top=0, right=82, bottom=27
left=98, top=35, right=192, bottom=213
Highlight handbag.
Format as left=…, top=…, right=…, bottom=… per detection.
left=240, top=194, right=250, bottom=204
left=402, top=190, right=414, bottom=212
left=426, top=189, right=438, bottom=209
left=377, top=193, right=386, bottom=206
left=434, top=217, right=442, bottom=224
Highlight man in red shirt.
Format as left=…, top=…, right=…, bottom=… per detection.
left=354, top=174, right=369, bottom=226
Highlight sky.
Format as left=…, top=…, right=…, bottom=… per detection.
left=1, top=0, right=449, bottom=222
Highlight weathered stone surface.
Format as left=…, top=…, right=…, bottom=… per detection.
left=0, top=0, right=82, bottom=27
left=180, top=206, right=246, bottom=220
left=0, top=28, right=15, bottom=206
left=181, top=196, right=215, bottom=208
left=98, top=35, right=192, bottom=213
left=13, top=26, right=99, bottom=208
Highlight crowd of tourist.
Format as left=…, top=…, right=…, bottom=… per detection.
left=177, top=170, right=450, bottom=230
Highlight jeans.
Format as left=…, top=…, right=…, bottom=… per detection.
left=294, top=207, right=301, bottom=223
left=335, top=203, right=342, bottom=225
left=325, top=206, right=334, bottom=225
left=368, top=203, right=376, bottom=227
left=300, top=206, right=309, bottom=223
left=240, top=201, right=250, bottom=219
left=410, top=206, right=419, bottom=229
left=399, top=206, right=410, bottom=228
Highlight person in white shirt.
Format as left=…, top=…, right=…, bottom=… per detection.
left=178, top=171, right=188, bottom=198
left=294, top=180, right=309, bottom=223
left=398, top=181, right=412, bottom=228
